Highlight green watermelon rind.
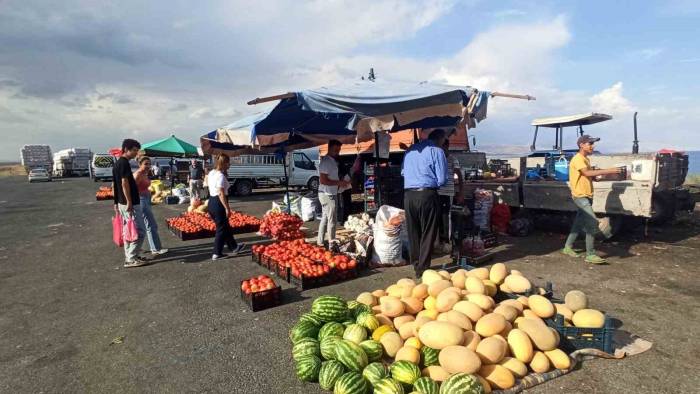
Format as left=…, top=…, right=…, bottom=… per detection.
left=343, top=324, right=369, bottom=344
left=299, top=312, right=325, bottom=327
left=413, top=376, right=440, bottom=394
left=439, top=373, right=484, bottom=394
left=320, top=336, right=342, bottom=360
left=420, top=346, right=440, bottom=367
left=335, top=339, right=369, bottom=372
left=390, top=360, right=421, bottom=385
left=319, top=322, right=346, bottom=341
left=319, top=360, right=347, bottom=391
left=374, top=377, right=405, bottom=394
left=358, top=340, right=383, bottom=362
left=295, top=354, right=322, bottom=383
left=292, top=337, right=320, bottom=361
left=333, top=371, right=370, bottom=394
left=290, top=320, right=320, bottom=344
left=356, top=312, right=380, bottom=331
left=312, top=295, right=348, bottom=322
left=362, top=362, right=389, bottom=386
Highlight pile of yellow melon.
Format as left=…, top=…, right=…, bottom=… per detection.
left=354, top=264, right=606, bottom=392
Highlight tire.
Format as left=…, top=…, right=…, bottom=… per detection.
left=234, top=179, right=253, bottom=196
left=307, top=176, right=319, bottom=192
left=651, top=195, right=676, bottom=224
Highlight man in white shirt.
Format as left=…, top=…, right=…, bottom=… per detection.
left=317, top=140, right=350, bottom=246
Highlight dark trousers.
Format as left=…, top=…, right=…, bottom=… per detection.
left=404, top=189, right=439, bottom=275
left=208, top=196, right=237, bottom=256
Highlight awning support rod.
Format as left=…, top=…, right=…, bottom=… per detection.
left=247, top=91, right=536, bottom=105
left=490, top=92, right=536, bottom=101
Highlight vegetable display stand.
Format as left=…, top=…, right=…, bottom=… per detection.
left=240, top=283, right=282, bottom=312
left=286, top=267, right=334, bottom=290
left=333, top=267, right=359, bottom=283
left=548, top=314, right=615, bottom=353
left=168, top=224, right=209, bottom=241
left=494, top=281, right=557, bottom=302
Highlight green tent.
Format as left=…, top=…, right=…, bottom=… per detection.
left=141, top=135, right=199, bottom=157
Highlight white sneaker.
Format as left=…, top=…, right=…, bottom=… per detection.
left=152, top=249, right=169, bottom=255
left=212, top=254, right=229, bottom=261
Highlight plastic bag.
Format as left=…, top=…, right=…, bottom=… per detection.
left=112, top=215, right=123, bottom=247
left=123, top=216, right=138, bottom=242
left=301, top=196, right=318, bottom=222
left=371, top=205, right=406, bottom=266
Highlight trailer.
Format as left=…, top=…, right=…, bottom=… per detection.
left=462, top=113, right=691, bottom=229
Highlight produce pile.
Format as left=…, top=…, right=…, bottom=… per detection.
left=253, top=239, right=357, bottom=280
left=95, top=186, right=113, bottom=200
left=289, top=264, right=608, bottom=393
left=149, top=180, right=170, bottom=204
left=259, top=211, right=304, bottom=240
left=241, top=274, right=278, bottom=294
left=167, top=211, right=261, bottom=235
left=343, top=213, right=374, bottom=235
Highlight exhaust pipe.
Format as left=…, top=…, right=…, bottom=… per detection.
left=632, top=112, right=639, bottom=154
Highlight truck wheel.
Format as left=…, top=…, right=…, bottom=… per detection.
left=234, top=179, right=253, bottom=196
left=651, top=195, right=676, bottom=224
left=307, top=176, right=319, bottom=191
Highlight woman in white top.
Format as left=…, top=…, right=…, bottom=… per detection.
left=207, top=154, right=244, bottom=260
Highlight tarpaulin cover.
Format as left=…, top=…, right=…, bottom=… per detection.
left=141, top=135, right=199, bottom=157
left=201, top=80, right=490, bottom=156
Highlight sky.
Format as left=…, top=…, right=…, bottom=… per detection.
left=1, top=0, right=699, bottom=161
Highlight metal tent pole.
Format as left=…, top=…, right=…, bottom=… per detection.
left=282, top=150, right=291, bottom=214
left=374, top=132, right=381, bottom=208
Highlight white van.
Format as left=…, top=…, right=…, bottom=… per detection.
left=91, top=154, right=115, bottom=182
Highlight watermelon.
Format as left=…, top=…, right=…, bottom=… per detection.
left=321, top=336, right=342, bottom=360
left=342, top=320, right=356, bottom=328
left=290, top=320, right=320, bottom=344
left=390, top=361, right=421, bottom=385
left=413, top=377, right=439, bottom=394
left=299, top=312, right=325, bottom=327
left=351, top=303, right=372, bottom=319
left=335, top=339, right=369, bottom=372
left=374, top=377, right=405, bottom=394
left=292, top=337, right=320, bottom=361
left=319, top=322, right=346, bottom=341
left=334, top=371, right=370, bottom=394
left=319, top=360, right=346, bottom=391
left=362, top=362, right=389, bottom=386
left=439, top=373, right=484, bottom=394
left=356, top=312, right=380, bottom=331
left=343, top=324, right=368, bottom=344
left=420, top=346, right=440, bottom=367
left=358, top=340, right=383, bottom=362
left=347, top=300, right=361, bottom=311
left=295, top=355, right=322, bottom=382
left=312, top=295, right=348, bottom=322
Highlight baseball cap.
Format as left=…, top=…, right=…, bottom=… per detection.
left=577, top=135, right=600, bottom=146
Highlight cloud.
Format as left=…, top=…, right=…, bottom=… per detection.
left=590, top=82, right=634, bottom=114
left=491, top=9, right=528, bottom=18
left=627, top=47, right=664, bottom=60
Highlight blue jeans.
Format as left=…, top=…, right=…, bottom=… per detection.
left=117, top=203, right=146, bottom=261
left=140, top=195, right=162, bottom=252
left=565, top=197, right=598, bottom=255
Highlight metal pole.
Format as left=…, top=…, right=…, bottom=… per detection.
left=633, top=112, right=639, bottom=154
left=282, top=151, right=291, bottom=214
left=374, top=132, right=381, bottom=208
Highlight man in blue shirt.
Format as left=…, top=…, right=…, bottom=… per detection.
left=402, top=128, right=449, bottom=277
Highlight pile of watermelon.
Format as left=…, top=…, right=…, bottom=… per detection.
left=290, top=295, right=485, bottom=394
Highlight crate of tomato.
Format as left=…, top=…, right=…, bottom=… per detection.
left=166, top=217, right=208, bottom=241
left=240, top=275, right=282, bottom=312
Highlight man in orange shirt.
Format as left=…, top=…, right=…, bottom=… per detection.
left=561, top=135, right=622, bottom=264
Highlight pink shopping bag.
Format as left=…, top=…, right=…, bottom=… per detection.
left=124, top=216, right=138, bottom=243
left=112, top=215, right=124, bottom=247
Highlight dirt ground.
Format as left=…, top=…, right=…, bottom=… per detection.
left=0, top=176, right=698, bottom=393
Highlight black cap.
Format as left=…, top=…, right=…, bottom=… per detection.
left=577, top=134, right=600, bottom=146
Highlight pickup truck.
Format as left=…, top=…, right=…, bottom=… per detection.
left=462, top=113, right=692, bottom=231
left=226, top=152, right=319, bottom=196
